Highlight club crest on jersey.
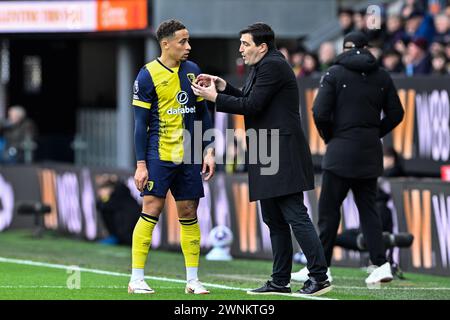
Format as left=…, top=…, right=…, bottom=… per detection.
left=147, top=181, right=154, bottom=191
left=187, top=73, right=196, bottom=84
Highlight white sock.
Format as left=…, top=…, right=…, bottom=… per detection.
left=130, top=268, right=145, bottom=282
left=186, top=267, right=198, bottom=282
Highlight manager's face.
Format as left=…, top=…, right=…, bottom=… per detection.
left=239, top=33, right=267, bottom=66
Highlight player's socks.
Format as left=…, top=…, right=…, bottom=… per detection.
left=179, top=217, right=201, bottom=277
left=131, top=213, right=159, bottom=272
left=186, top=267, right=198, bottom=282
left=130, top=268, right=145, bottom=283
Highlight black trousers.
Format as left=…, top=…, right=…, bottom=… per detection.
left=260, top=192, right=328, bottom=285
left=318, top=170, right=387, bottom=267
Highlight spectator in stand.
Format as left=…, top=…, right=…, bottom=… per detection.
left=394, top=38, right=408, bottom=57
left=446, top=42, right=450, bottom=60
left=384, top=14, right=406, bottom=51
left=382, top=49, right=405, bottom=74
left=404, top=11, right=424, bottom=39
left=318, top=42, right=336, bottom=72
left=336, top=8, right=358, bottom=53
left=428, top=0, right=448, bottom=15
left=291, top=48, right=305, bottom=78
left=430, top=40, right=446, bottom=57
left=0, top=105, right=37, bottom=164
left=298, top=52, right=320, bottom=78
left=278, top=46, right=290, bottom=62
left=401, top=0, right=427, bottom=20
left=338, top=7, right=355, bottom=35
left=353, top=9, right=367, bottom=32
left=319, top=1, right=449, bottom=78
left=431, top=53, right=449, bottom=75
left=404, top=10, right=435, bottom=44
left=404, top=37, right=432, bottom=75
left=433, top=13, right=449, bottom=44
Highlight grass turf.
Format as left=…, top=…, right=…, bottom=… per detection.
left=0, top=230, right=449, bottom=300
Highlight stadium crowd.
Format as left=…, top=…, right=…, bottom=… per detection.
left=279, top=0, right=450, bottom=78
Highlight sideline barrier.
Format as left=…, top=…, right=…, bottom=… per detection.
left=0, top=165, right=449, bottom=276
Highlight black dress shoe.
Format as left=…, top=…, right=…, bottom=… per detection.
left=298, top=279, right=332, bottom=296
left=247, top=281, right=291, bottom=295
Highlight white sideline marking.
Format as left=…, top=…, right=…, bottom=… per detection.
left=336, top=285, right=450, bottom=291
left=0, top=257, right=336, bottom=300
left=0, top=285, right=177, bottom=289
left=212, top=273, right=268, bottom=282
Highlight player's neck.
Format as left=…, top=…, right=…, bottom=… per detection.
left=158, top=55, right=180, bottom=69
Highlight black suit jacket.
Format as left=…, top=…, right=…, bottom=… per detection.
left=216, top=49, right=314, bottom=201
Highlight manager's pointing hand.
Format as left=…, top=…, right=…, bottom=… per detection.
left=191, top=81, right=218, bottom=103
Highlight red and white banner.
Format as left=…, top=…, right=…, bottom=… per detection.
left=0, top=0, right=147, bottom=33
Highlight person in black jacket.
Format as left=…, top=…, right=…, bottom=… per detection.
left=292, top=146, right=412, bottom=278
left=192, top=23, right=331, bottom=296
left=96, top=175, right=140, bottom=245
left=294, top=31, right=404, bottom=286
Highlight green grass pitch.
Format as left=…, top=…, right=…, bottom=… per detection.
left=0, top=230, right=449, bottom=300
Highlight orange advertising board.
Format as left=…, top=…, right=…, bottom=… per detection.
left=97, top=0, right=147, bottom=32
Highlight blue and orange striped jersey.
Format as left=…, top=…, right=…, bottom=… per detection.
left=132, top=59, right=212, bottom=163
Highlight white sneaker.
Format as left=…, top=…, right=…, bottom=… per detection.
left=128, top=279, right=155, bottom=294
left=185, top=279, right=210, bottom=294
left=365, top=262, right=393, bottom=284
left=291, top=266, right=333, bottom=283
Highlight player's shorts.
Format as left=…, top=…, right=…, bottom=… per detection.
left=141, top=159, right=204, bottom=201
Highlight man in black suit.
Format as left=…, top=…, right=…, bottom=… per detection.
left=293, top=31, right=404, bottom=286
left=192, top=23, right=331, bottom=296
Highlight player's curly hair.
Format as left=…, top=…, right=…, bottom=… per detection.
left=156, top=19, right=186, bottom=42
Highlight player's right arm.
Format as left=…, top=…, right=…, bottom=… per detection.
left=134, top=106, right=149, bottom=192
left=132, top=67, right=155, bottom=192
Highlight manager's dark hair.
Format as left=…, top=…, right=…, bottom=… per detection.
left=156, top=19, right=186, bottom=42
left=240, top=23, right=275, bottom=50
